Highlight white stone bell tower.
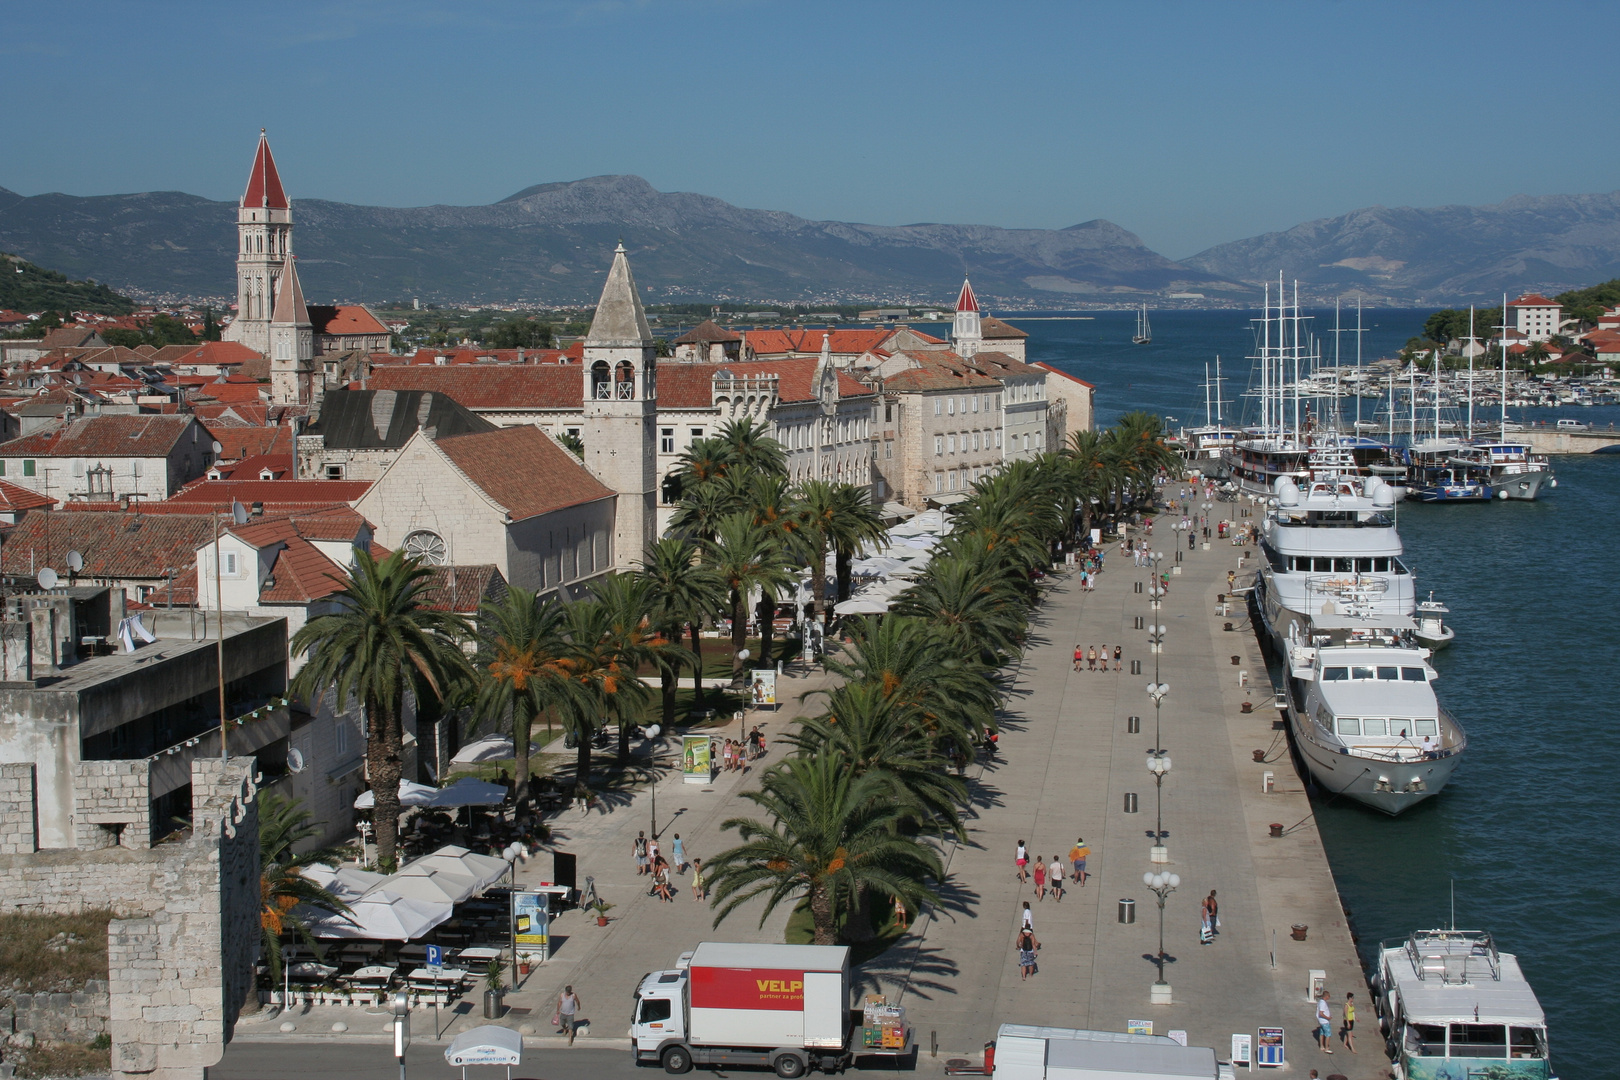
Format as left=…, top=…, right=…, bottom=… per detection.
left=223, top=131, right=292, bottom=357
left=582, top=243, right=658, bottom=568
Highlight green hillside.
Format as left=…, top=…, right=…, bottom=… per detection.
left=1, top=252, right=135, bottom=316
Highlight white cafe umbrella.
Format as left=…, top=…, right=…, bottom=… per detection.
left=301, top=863, right=389, bottom=900
left=834, top=597, right=891, bottom=615
left=430, top=776, right=509, bottom=808
left=302, top=889, right=451, bottom=941
left=450, top=734, right=515, bottom=764
left=353, top=779, right=438, bottom=810
left=414, top=845, right=511, bottom=892
left=374, top=863, right=479, bottom=905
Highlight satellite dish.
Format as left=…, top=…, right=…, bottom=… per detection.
left=37, top=567, right=58, bottom=590
left=211, top=440, right=223, bottom=456
left=231, top=500, right=249, bottom=526
left=286, top=748, right=307, bottom=774
left=66, top=550, right=83, bottom=572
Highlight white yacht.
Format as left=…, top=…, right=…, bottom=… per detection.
left=1468, top=442, right=1556, bottom=501
left=1255, top=474, right=1414, bottom=649
left=1414, top=593, right=1455, bottom=650
left=1371, top=929, right=1555, bottom=1080
left=1281, top=617, right=1466, bottom=814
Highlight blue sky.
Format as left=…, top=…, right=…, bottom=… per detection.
left=4, top=0, right=1617, bottom=258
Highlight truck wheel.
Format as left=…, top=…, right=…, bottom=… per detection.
left=661, top=1047, right=693, bottom=1074
left=774, top=1054, right=806, bottom=1079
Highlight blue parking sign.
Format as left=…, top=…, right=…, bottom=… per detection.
left=425, top=945, right=443, bottom=970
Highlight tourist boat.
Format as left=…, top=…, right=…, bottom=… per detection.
left=1132, top=304, right=1151, bottom=344
left=1253, top=474, right=1416, bottom=645
left=1371, top=929, right=1555, bottom=1080
left=1466, top=442, right=1556, bottom=500
left=1278, top=615, right=1466, bottom=814
left=1413, top=593, right=1454, bottom=650
left=1405, top=440, right=1492, bottom=502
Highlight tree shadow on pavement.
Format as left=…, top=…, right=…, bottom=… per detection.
left=857, top=943, right=961, bottom=1003
left=965, top=779, right=1005, bottom=814
left=926, top=875, right=981, bottom=924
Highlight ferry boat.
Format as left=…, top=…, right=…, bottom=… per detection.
left=1467, top=442, right=1556, bottom=501
left=1278, top=615, right=1466, bottom=814
left=1405, top=440, right=1492, bottom=502
left=1371, top=929, right=1555, bottom=1080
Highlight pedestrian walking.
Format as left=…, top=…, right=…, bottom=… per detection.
left=690, top=858, right=706, bottom=901
left=1068, top=838, right=1089, bottom=886
left=633, top=831, right=649, bottom=876
left=1316, top=991, right=1334, bottom=1054
left=1342, top=992, right=1357, bottom=1053
left=1200, top=890, right=1217, bottom=944
left=671, top=833, right=686, bottom=873
left=1020, top=901, right=1035, bottom=931
left=1073, top=644, right=1084, bottom=672
left=557, top=985, right=582, bottom=1045
left=653, top=857, right=674, bottom=902
left=1113, top=645, right=1122, bottom=671
left=1033, top=856, right=1047, bottom=901
left=1097, top=644, right=1108, bottom=674
left=1227, top=569, right=1235, bottom=591
left=1015, top=929, right=1039, bottom=981
left=1015, top=840, right=1029, bottom=883
left=1048, top=857, right=1064, bottom=902
left=893, top=895, right=909, bottom=933
left=1087, top=647, right=1097, bottom=671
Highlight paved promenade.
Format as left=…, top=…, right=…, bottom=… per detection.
left=232, top=523, right=1387, bottom=1079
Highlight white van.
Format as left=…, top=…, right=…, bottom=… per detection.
left=1555, top=418, right=1590, bottom=431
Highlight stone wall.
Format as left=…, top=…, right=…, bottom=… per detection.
left=72, top=761, right=151, bottom=851
left=1, top=981, right=109, bottom=1042
left=0, top=764, right=37, bottom=855
left=0, top=758, right=260, bottom=1080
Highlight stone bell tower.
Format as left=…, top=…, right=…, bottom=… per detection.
left=581, top=244, right=658, bottom=568
left=223, top=131, right=292, bottom=356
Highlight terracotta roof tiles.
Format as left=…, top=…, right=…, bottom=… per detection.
left=434, top=425, right=614, bottom=522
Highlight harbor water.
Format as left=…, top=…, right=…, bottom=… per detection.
left=1030, top=308, right=1619, bottom=1080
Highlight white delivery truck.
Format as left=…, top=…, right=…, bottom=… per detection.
left=631, top=942, right=912, bottom=1076
left=993, top=1025, right=1219, bottom=1080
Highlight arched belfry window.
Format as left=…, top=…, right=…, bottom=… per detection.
left=615, top=360, right=635, bottom=399
left=591, top=360, right=611, bottom=400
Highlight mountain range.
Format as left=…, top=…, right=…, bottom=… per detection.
left=1, top=176, right=1617, bottom=308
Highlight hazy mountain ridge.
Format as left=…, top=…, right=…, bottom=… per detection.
left=0, top=174, right=1242, bottom=306
left=1185, top=191, right=1620, bottom=303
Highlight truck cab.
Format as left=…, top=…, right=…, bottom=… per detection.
left=633, top=969, right=690, bottom=1059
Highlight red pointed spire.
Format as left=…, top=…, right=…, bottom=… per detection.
left=242, top=130, right=288, bottom=210
left=955, top=278, right=979, bottom=314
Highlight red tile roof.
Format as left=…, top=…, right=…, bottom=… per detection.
left=2, top=510, right=216, bottom=581
left=366, top=365, right=583, bottom=409
left=243, top=131, right=289, bottom=209
left=980, top=316, right=1028, bottom=340
left=1509, top=294, right=1559, bottom=307
left=416, top=564, right=506, bottom=613
left=881, top=353, right=1001, bottom=392
left=213, top=453, right=293, bottom=480
left=309, top=305, right=389, bottom=338
left=0, top=414, right=201, bottom=457
left=158, top=341, right=262, bottom=367
left=713, top=358, right=872, bottom=403
left=955, top=278, right=979, bottom=314
left=0, top=480, right=56, bottom=513
left=673, top=320, right=742, bottom=345
left=258, top=536, right=348, bottom=603
left=434, top=426, right=614, bottom=522
left=195, top=381, right=267, bottom=404
left=1032, top=361, right=1094, bottom=388
left=160, top=479, right=372, bottom=510
left=39, top=327, right=105, bottom=350
left=742, top=329, right=897, bottom=356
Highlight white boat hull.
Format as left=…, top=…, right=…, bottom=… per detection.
left=1492, top=468, right=1554, bottom=501
left=1286, top=706, right=1462, bottom=815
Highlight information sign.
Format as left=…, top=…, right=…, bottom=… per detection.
left=1256, top=1027, right=1284, bottom=1067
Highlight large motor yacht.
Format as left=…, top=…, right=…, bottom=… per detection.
left=1280, top=616, right=1466, bottom=814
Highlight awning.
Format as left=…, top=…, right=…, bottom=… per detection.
left=411, top=845, right=511, bottom=892
left=302, top=863, right=389, bottom=900
left=374, top=864, right=480, bottom=905
left=431, top=776, right=509, bottom=807
left=879, top=501, right=917, bottom=523
left=926, top=492, right=971, bottom=507
left=450, top=734, right=514, bottom=764
left=302, top=890, right=452, bottom=941
left=445, top=1025, right=523, bottom=1067
left=353, top=779, right=439, bottom=810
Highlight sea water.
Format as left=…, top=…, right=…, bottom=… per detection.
left=1029, top=308, right=1619, bottom=1080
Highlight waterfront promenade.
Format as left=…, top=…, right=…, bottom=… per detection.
left=228, top=523, right=1385, bottom=1078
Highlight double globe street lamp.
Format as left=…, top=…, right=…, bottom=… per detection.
left=1143, top=871, right=1180, bottom=1004
left=1145, top=746, right=1171, bottom=863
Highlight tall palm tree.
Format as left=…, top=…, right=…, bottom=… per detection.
left=829, top=483, right=888, bottom=605
left=258, top=792, right=349, bottom=989
left=891, top=554, right=1026, bottom=661
left=791, top=479, right=839, bottom=629
left=717, top=417, right=788, bottom=478
left=290, top=550, right=471, bottom=868
left=585, top=573, right=685, bottom=760
left=706, top=752, right=942, bottom=946
left=823, top=614, right=999, bottom=749
left=638, top=537, right=724, bottom=720
left=744, top=473, right=804, bottom=665
left=473, top=588, right=575, bottom=812
left=702, top=512, right=792, bottom=678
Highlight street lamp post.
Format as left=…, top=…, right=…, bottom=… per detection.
left=1143, top=871, right=1180, bottom=1004
left=1146, top=747, right=1171, bottom=863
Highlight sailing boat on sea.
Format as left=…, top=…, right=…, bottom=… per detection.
left=1132, top=304, right=1152, bottom=344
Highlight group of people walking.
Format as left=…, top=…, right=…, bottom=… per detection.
left=633, top=830, right=706, bottom=903
left=1073, top=644, right=1122, bottom=672
left=712, top=726, right=766, bottom=773
left=1012, top=839, right=1092, bottom=979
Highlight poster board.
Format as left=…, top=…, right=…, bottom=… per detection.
left=1230, top=1033, right=1251, bottom=1069
left=511, top=891, right=549, bottom=959
left=1126, top=1020, right=1153, bottom=1036
left=749, top=668, right=777, bottom=708
left=1255, top=1027, right=1284, bottom=1067
left=682, top=734, right=712, bottom=784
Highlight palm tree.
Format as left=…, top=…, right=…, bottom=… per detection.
left=585, top=573, right=685, bottom=760
left=638, top=537, right=724, bottom=721
left=828, top=483, right=888, bottom=605
left=791, top=479, right=839, bottom=629
left=290, top=550, right=471, bottom=868
left=743, top=473, right=804, bottom=665
left=702, top=512, right=792, bottom=678
left=822, top=614, right=999, bottom=749
left=258, top=792, right=349, bottom=989
left=891, top=554, right=1027, bottom=661
left=705, top=752, right=942, bottom=946
left=716, top=417, right=787, bottom=478
left=473, top=588, right=575, bottom=812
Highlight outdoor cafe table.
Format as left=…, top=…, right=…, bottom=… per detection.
left=407, top=966, right=468, bottom=1003
left=346, top=965, right=397, bottom=986
left=287, top=962, right=338, bottom=980
left=454, top=947, right=502, bottom=965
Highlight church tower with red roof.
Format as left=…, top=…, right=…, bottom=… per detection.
left=953, top=277, right=982, bottom=357
left=223, top=130, right=292, bottom=357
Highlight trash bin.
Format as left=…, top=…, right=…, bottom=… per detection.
left=1118, top=898, right=1136, bottom=924
left=1123, top=792, right=1139, bottom=814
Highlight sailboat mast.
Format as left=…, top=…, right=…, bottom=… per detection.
left=1204, top=362, right=1211, bottom=427
left=1467, top=305, right=1475, bottom=440
left=1500, top=292, right=1509, bottom=442
left=1215, top=355, right=1224, bottom=426
left=1261, top=282, right=1271, bottom=435
left=1355, top=296, right=1364, bottom=428
left=1291, top=278, right=1302, bottom=445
